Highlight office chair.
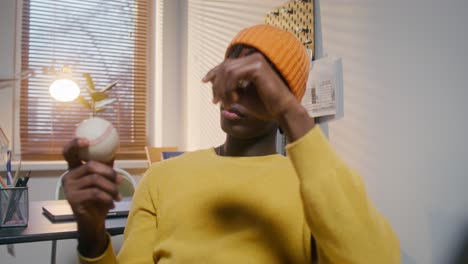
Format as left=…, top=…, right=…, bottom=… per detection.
left=144, top=146, right=178, bottom=166
left=51, top=168, right=136, bottom=264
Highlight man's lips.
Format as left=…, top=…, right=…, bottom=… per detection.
left=222, top=110, right=241, bottom=120
left=221, top=105, right=246, bottom=121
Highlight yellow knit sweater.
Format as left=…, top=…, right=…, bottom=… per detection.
left=81, top=126, right=400, bottom=263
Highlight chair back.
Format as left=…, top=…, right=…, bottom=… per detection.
left=144, top=146, right=178, bottom=166
left=56, top=168, right=137, bottom=199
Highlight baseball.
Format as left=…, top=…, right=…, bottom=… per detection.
left=75, top=117, right=119, bottom=163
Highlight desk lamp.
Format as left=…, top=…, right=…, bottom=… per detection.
left=45, top=66, right=80, bottom=102
left=45, top=66, right=118, bottom=115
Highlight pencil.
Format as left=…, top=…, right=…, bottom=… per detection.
left=0, top=176, right=7, bottom=188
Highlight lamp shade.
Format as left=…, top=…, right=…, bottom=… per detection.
left=49, top=78, right=80, bottom=102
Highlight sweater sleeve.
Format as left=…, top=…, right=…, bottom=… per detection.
left=79, top=167, right=159, bottom=264
left=286, top=126, right=400, bottom=264
left=79, top=234, right=117, bottom=264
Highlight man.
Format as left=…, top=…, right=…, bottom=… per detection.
left=62, top=24, right=400, bottom=263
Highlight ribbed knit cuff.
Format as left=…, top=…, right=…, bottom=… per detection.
left=79, top=233, right=117, bottom=264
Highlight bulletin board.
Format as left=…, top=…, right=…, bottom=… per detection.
left=264, top=0, right=314, bottom=58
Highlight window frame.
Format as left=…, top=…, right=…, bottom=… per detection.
left=16, top=0, right=154, bottom=162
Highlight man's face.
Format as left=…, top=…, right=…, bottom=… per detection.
left=220, top=46, right=278, bottom=140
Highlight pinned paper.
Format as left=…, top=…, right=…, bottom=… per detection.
left=302, top=56, right=344, bottom=120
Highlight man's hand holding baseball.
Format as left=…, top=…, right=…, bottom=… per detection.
left=62, top=138, right=123, bottom=257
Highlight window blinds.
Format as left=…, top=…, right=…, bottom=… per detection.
left=20, top=0, right=150, bottom=161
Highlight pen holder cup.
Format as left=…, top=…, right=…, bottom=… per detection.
left=0, top=187, right=28, bottom=228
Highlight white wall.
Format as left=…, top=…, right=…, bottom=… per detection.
left=0, top=0, right=16, bottom=148
left=152, top=0, right=185, bottom=148
left=317, top=0, right=468, bottom=263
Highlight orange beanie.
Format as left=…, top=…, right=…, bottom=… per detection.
left=226, top=24, right=310, bottom=101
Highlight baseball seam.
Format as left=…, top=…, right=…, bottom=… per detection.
left=88, top=123, right=114, bottom=146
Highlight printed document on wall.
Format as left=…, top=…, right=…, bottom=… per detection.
left=302, top=56, right=344, bottom=120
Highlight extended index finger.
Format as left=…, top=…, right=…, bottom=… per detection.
left=202, top=65, right=223, bottom=103
left=202, top=65, right=220, bottom=83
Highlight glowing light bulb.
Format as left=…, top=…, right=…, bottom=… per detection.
left=49, top=79, right=80, bottom=102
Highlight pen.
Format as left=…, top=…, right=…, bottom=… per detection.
left=6, top=151, right=13, bottom=186
left=20, top=172, right=31, bottom=187
left=15, top=175, right=31, bottom=187
left=12, top=160, right=22, bottom=187
left=22, top=177, right=30, bottom=187
left=14, top=178, right=22, bottom=187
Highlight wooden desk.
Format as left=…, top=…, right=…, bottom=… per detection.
left=0, top=200, right=127, bottom=244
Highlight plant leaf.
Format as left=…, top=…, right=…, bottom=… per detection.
left=83, top=73, right=95, bottom=90
left=75, top=95, right=92, bottom=109
left=101, top=81, right=118, bottom=93
left=95, top=98, right=117, bottom=109
left=90, top=92, right=108, bottom=102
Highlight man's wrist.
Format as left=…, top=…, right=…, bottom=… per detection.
left=77, top=222, right=108, bottom=258
left=277, top=101, right=315, bottom=142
